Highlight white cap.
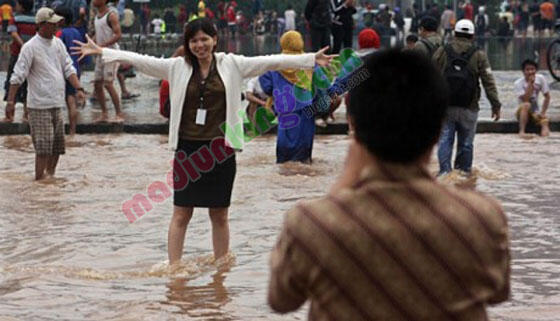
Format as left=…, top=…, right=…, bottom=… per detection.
left=36, top=7, right=63, bottom=24
left=454, top=19, right=475, bottom=35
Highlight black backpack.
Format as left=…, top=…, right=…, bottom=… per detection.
left=443, top=45, right=478, bottom=108
left=310, top=0, right=332, bottom=29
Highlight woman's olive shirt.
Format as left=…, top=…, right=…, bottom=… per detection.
left=179, top=58, right=227, bottom=140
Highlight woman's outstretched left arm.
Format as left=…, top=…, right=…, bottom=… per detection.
left=233, top=46, right=336, bottom=79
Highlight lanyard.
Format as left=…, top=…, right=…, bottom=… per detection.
left=198, top=60, right=215, bottom=110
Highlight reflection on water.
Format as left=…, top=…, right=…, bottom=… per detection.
left=164, top=268, right=232, bottom=319
left=1, top=134, right=559, bottom=320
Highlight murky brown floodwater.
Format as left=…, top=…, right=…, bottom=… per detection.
left=1, top=134, right=559, bottom=320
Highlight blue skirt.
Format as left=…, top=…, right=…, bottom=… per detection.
left=276, top=110, right=315, bottom=163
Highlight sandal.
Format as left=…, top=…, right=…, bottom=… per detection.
left=121, top=93, right=140, bottom=100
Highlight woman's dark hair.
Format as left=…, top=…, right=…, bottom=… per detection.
left=348, top=49, right=449, bottom=164
left=521, top=59, right=538, bottom=70
left=183, top=18, right=218, bottom=69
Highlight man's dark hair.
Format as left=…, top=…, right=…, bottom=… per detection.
left=420, top=16, right=438, bottom=31
left=406, top=34, right=418, bottom=43
left=55, top=7, right=73, bottom=26
left=521, top=59, right=538, bottom=70
left=455, top=31, right=474, bottom=39
left=17, top=0, right=33, bottom=13
left=348, top=49, right=449, bottom=164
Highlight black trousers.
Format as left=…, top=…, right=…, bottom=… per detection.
left=310, top=27, right=331, bottom=52
left=332, top=24, right=353, bottom=53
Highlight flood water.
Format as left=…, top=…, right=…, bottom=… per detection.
left=0, top=133, right=559, bottom=320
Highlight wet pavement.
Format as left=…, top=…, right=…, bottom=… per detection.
left=1, top=70, right=560, bottom=131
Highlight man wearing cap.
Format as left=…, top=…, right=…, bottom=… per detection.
left=5, top=7, right=85, bottom=180
left=412, top=16, right=442, bottom=57
left=433, top=19, right=501, bottom=176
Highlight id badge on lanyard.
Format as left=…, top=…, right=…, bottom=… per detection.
left=196, top=108, right=207, bottom=125
left=196, top=78, right=208, bottom=126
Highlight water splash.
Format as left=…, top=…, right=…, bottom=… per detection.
left=278, top=161, right=322, bottom=177
left=0, top=253, right=236, bottom=281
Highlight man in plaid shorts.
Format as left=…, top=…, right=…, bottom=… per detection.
left=5, top=7, right=85, bottom=180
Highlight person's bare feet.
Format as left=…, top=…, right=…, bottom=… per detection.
left=518, top=132, right=534, bottom=139
left=94, top=113, right=109, bottom=123
left=113, top=113, right=125, bottom=123
left=1, top=117, right=14, bottom=123
left=540, top=120, right=550, bottom=137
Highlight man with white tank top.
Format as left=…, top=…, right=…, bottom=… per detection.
left=93, top=0, right=123, bottom=122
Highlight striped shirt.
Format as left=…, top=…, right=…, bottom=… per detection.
left=268, top=162, right=510, bottom=321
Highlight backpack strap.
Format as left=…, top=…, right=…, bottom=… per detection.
left=445, top=44, right=477, bottom=62
left=462, top=45, right=478, bottom=61
left=444, top=44, right=458, bottom=60
left=420, top=38, right=436, bottom=56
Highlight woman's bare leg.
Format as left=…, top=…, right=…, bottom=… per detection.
left=168, top=206, right=194, bottom=265
left=209, top=207, right=229, bottom=259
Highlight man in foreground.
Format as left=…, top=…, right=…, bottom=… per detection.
left=6, top=8, right=85, bottom=180
left=515, top=59, right=551, bottom=137
left=268, top=49, right=510, bottom=320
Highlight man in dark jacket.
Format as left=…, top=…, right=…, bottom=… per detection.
left=331, top=0, right=356, bottom=53
left=433, top=19, right=502, bottom=176
left=305, top=0, right=332, bottom=51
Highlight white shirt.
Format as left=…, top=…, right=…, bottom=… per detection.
left=514, top=73, right=549, bottom=111
left=151, top=18, right=164, bottom=34
left=94, top=8, right=120, bottom=49
left=284, top=9, right=296, bottom=30
left=101, top=48, right=315, bottom=151
left=246, top=77, right=267, bottom=100
left=10, top=35, right=76, bottom=109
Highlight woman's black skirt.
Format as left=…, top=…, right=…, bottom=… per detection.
left=173, top=139, right=236, bottom=208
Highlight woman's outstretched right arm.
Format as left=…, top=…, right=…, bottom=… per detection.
left=72, top=35, right=176, bottom=80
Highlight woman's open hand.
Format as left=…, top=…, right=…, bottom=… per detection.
left=71, top=34, right=102, bottom=61
left=315, top=46, right=338, bottom=67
